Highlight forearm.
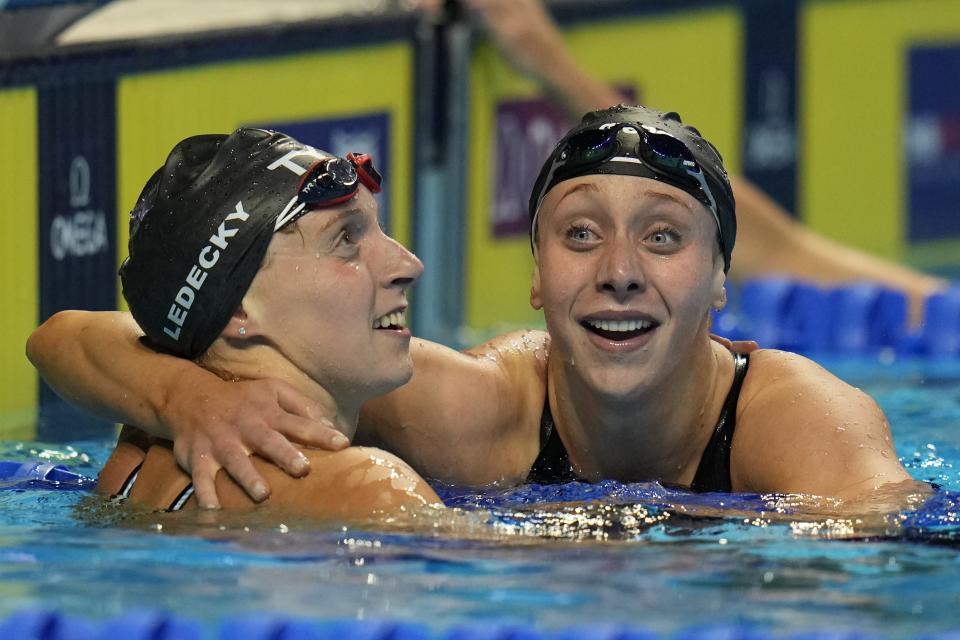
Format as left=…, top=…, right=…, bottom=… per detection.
left=472, top=0, right=625, bottom=118
left=729, top=176, right=946, bottom=324
left=527, top=35, right=625, bottom=118
left=26, top=310, right=211, bottom=438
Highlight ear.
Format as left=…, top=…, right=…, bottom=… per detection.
left=530, top=262, right=544, bottom=310
left=711, top=267, right=727, bottom=311
left=221, top=304, right=262, bottom=340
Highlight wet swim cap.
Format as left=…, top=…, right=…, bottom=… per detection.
left=529, top=105, right=736, bottom=272
left=120, top=128, right=379, bottom=359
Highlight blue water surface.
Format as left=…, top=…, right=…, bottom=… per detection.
left=3, top=357, right=960, bottom=638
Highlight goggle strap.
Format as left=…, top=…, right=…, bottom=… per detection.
left=347, top=152, right=382, bottom=194
left=275, top=197, right=308, bottom=231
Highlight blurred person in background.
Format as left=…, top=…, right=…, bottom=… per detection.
left=418, top=0, right=945, bottom=325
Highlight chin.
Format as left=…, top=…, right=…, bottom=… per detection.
left=584, top=372, right=651, bottom=400
left=370, top=361, right=414, bottom=396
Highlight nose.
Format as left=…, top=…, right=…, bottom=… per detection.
left=597, top=236, right=644, bottom=300
left=383, top=236, right=424, bottom=290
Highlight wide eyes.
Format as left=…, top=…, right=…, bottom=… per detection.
left=567, top=225, right=598, bottom=244
left=561, top=222, right=681, bottom=251
left=646, top=227, right=680, bottom=247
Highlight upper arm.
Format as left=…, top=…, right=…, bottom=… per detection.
left=734, top=350, right=913, bottom=500
left=27, top=311, right=151, bottom=423
left=359, top=331, right=548, bottom=485
left=27, top=310, right=143, bottom=372
left=27, top=309, right=221, bottom=438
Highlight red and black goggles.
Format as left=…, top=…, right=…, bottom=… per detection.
left=297, top=152, right=382, bottom=209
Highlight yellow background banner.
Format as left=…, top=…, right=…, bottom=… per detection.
left=0, top=88, right=39, bottom=439
left=801, top=0, right=960, bottom=265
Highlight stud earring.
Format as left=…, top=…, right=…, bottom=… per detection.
left=238, top=327, right=247, bottom=337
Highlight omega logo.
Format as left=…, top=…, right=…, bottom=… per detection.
left=50, top=155, right=108, bottom=261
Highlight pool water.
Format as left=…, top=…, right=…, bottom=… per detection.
left=3, top=357, right=960, bottom=638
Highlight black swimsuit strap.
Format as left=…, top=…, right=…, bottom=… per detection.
left=527, top=351, right=751, bottom=491
left=689, top=351, right=750, bottom=493
left=527, top=399, right=576, bottom=484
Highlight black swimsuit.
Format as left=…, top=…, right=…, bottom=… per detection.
left=527, top=352, right=751, bottom=493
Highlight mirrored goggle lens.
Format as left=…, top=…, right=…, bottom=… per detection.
left=562, top=128, right=618, bottom=167
left=298, top=157, right=359, bottom=206
left=639, top=127, right=696, bottom=172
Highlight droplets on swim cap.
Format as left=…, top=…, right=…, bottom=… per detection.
left=528, top=105, right=737, bottom=272
left=119, top=128, right=345, bottom=359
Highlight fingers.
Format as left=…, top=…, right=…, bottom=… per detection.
left=275, top=381, right=325, bottom=420
left=174, top=439, right=222, bottom=510
left=164, top=378, right=350, bottom=507
left=709, top=333, right=734, bottom=349
left=218, top=444, right=271, bottom=504
left=273, top=382, right=350, bottom=449
left=733, top=340, right=761, bottom=354
left=275, top=414, right=349, bottom=451
left=710, top=334, right=760, bottom=354
left=177, top=436, right=271, bottom=507
left=191, top=461, right=222, bottom=511
left=252, top=429, right=312, bottom=478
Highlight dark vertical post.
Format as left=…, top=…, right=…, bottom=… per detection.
left=37, top=76, right=117, bottom=441
left=741, top=0, right=799, bottom=215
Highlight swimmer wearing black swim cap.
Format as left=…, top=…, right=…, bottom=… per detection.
left=529, top=105, right=736, bottom=272
left=120, top=128, right=383, bottom=359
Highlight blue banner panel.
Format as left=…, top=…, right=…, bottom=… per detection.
left=258, top=113, right=392, bottom=232
left=37, top=79, right=117, bottom=441
left=491, top=88, right=634, bottom=239
left=741, top=0, right=799, bottom=215
left=908, top=45, right=960, bottom=242
left=491, top=96, right=569, bottom=238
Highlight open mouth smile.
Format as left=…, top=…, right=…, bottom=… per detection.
left=373, top=309, right=408, bottom=331
left=580, top=317, right=659, bottom=343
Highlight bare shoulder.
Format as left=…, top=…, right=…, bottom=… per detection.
left=733, top=349, right=911, bottom=498
left=218, top=446, right=442, bottom=519
left=463, top=330, right=550, bottom=443
left=739, top=348, right=874, bottom=411
left=463, top=329, right=550, bottom=380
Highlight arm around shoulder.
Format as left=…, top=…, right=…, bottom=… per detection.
left=27, top=310, right=182, bottom=431
left=360, top=331, right=549, bottom=485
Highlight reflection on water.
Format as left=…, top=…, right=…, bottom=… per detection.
left=5, top=358, right=960, bottom=636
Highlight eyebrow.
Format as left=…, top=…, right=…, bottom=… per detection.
left=556, top=181, right=693, bottom=211
left=643, top=189, right=693, bottom=210
left=313, top=206, right=364, bottom=234
left=555, top=182, right=600, bottom=207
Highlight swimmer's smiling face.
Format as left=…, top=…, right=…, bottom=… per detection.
left=239, top=187, right=423, bottom=402
left=531, top=174, right=726, bottom=397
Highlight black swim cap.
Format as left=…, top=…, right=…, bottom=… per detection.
left=120, top=128, right=351, bottom=359
left=528, top=105, right=736, bottom=272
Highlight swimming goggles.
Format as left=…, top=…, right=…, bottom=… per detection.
left=530, top=123, right=721, bottom=249
left=274, top=152, right=383, bottom=231
left=298, top=152, right=382, bottom=208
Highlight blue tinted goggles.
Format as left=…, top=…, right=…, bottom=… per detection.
left=530, top=123, right=721, bottom=249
